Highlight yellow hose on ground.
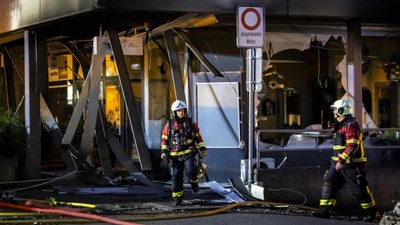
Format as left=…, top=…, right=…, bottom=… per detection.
left=15, top=197, right=96, bottom=209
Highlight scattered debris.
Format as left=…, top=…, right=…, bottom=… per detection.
left=380, top=202, right=400, bottom=225
left=205, top=181, right=245, bottom=203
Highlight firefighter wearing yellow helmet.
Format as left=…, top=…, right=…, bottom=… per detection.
left=314, top=99, right=377, bottom=222
left=160, top=100, right=207, bottom=206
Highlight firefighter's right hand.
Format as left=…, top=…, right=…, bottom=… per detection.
left=335, top=161, right=343, bottom=171
left=200, top=150, right=207, bottom=158
left=160, top=153, right=171, bottom=168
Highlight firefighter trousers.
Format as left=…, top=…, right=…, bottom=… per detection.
left=170, top=152, right=197, bottom=198
left=318, top=162, right=376, bottom=215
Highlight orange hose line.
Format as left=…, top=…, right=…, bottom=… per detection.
left=0, top=202, right=142, bottom=225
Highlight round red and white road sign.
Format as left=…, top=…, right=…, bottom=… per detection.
left=237, top=6, right=265, bottom=48
left=241, top=7, right=261, bottom=31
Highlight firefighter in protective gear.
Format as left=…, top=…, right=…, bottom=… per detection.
left=314, top=99, right=377, bottom=222
left=161, top=100, right=207, bottom=206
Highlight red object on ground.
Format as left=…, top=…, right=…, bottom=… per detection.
left=0, top=201, right=142, bottom=225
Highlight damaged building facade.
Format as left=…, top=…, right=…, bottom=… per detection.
left=0, top=0, right=399, bottom=210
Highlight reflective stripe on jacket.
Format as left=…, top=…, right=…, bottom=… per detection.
left=331, top=116, right=367, bottom=164
left=161, top=117, right=206, bottom=156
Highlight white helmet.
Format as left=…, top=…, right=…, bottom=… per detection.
left=330, top=99, right=352, bottom=116
left=171, top=100, right=187, bottom=112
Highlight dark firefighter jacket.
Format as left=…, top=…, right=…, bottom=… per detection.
left=161, top=117, right=206, bottom=157
left=331, top=116, right=367, bottom=164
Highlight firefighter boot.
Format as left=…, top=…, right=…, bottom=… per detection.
left=313, top=207, right=331, bottom=219
left=362, top=207, right=378, bottom=222
left=173, top=197, right=183, bottom=206
left=191, top=182, right=199, bottom=193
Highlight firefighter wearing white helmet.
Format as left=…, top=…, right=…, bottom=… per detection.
left=330, top=99, right=353, bottom=118
left=314, top=99, right=377, bottom=222
left=170, top=99, right=187, bottom=118
left=160, top=100, right=207, bottom=206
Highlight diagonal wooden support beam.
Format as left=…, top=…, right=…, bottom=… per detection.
left=163, top=30, right=186, bottom=102
left=108, top=30, right=152, bottom=171
left=77, top=55, right=104, bottom=163
left=61, top=67, right=91, bottom=150
left=173, top=28, right=224, bottom=77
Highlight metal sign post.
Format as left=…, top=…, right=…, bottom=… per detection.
left=237, top=5, right=265, bottom=188
left=246, top=48, right=262, bottom=188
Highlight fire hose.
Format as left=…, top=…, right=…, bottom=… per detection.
left=0, top=200, right=319, bottom=224
left=0, top=201, right=142, bottom=225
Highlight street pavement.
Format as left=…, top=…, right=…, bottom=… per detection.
left=140, top=213, right=372, bottom=225
left=9, top=186, right=376, bottom=225
left=0, top=172, right=379, bottom=225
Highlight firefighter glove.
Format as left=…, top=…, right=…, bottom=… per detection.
left=160, top=151, right=171, bottom=168
left=200, top=149, right=207, bottom=158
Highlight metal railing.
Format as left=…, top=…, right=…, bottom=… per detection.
left=248, top=128, right=400, bottom=184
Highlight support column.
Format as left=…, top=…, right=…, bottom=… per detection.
left=346, top=19, right=363, bottom=122
left=24, top=30, right=41, bottom=179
